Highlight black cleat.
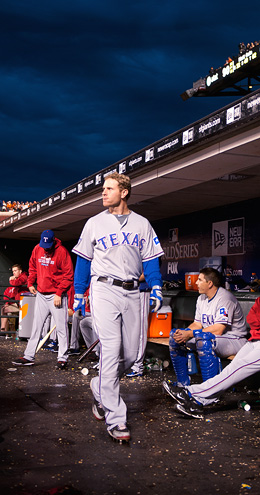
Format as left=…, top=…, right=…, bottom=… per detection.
left=163, top=380, right=204, bottom=419
left=56, top=361, right=67, bottom=370
left=175, top=402, right=204, bottom=420
left=108, top=424, right=130, bottom=443
left=163, top=380, right=190, bottom=405
left=92, top=398, right=105, bottom=421
left=12, top=357, right=34, bottom=366
left=67, top=348, right=80, bottom=356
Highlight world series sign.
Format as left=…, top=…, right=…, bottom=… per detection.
left=212, top=218, right=245, bottom=256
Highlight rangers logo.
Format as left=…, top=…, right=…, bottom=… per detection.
left=220, top=307, right=228, bottom=318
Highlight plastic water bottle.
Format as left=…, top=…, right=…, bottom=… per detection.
left=238, top=400, right=251, bottom=411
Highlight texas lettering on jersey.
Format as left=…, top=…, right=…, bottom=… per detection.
left=202, top=307, right=229, bottom=326
left=96, top=231, right=159, bottom=251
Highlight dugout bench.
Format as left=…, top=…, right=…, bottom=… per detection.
left=148, top=289, right=259, bottom=344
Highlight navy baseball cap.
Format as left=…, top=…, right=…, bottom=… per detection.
left=39, top=230, right=55, bottom=249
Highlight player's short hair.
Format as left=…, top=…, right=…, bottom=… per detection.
left=199, top=267, right=222, bottom=287
left=12, top=264, right=22, bottom=271
left=105, top=172, right=131, bottom=200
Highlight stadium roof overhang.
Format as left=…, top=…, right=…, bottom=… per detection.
left=1, top=90, right=260, bottom=243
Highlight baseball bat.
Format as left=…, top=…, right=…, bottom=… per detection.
left=77, top=339, right=100, bottom=363
left=36, top=325, right=56, bottom=353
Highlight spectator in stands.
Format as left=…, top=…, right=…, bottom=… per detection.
left=167, top=268, right=248, bottom=387
left=239, top=42, right=246, bottom=54
left=1, top=264, right=28, bottom=332
left=0, top=200, right=38, bottom=213
left=12, top=229, right=74, bottom=369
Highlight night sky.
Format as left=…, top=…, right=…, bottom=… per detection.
left=1, top=1, right=259, bottom=202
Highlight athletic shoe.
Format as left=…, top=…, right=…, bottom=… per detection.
left=67, top=348, right=80, bottom=355
left=163, top=380, right=190, bottom=405
left=90, top=378, right=105, bottom=420
left=12, top=357, right=34, bottom=366
left=175, top=402, right=204, bottom=420
left=56, top=361, right=67, bottom=370
left=50, top=343, right=59, bottom=353
left=126, top=370, right=143, bottom=377
left=92, top=397, right=105, bottom=421
left=108, top=424, right=131, bottom=443
left=43, top=340, right=57, bottom=351
left=163, top=380, right=204, bottom=419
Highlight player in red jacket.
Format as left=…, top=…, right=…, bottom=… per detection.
left=1, top=264, right=28, bottom=332
left=12, top=230, right=73, bottom=369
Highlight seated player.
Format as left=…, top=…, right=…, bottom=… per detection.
left=169, top=268, right=247, bottom=386
left=163, top=296, right=260, bottom=418
left=1, top=264, right=28, bottom=332
left=68, top=287, right=100, bottom=358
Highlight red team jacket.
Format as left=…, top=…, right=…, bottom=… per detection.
left=4, top=271, right=28, bottom=302
left=246, top=297, right=260, bottom=340
left=27, top=238, right=74, bottom=297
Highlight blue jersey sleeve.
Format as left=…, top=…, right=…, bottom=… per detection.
left=74, top=255, right=91, bottom=294
left=143, top=257, right=163, bottom=288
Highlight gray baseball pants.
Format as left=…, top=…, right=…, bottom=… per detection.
left=70, top=312, right=100, bottom=356
left=24, top=292, right=69, bottom=362
left=89, top=277, right=141, bottom=430
left=131, top=291, right=150, bottom=373
left=80, top=316, right=100, bottom=356
left=188, top=340, right=260, bottom=405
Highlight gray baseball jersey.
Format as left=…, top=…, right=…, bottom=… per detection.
left=194, top=287, right=247, bottom=338
left=72, top=209, right=164, bottom=276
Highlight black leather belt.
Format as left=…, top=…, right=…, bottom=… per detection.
left=97, top=276, right=139, bottom=290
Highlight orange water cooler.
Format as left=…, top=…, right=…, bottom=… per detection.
left=147, top=305, right=172, bottom=338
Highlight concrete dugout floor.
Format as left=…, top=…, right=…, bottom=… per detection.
left=1, top=338, right=260, bottom=495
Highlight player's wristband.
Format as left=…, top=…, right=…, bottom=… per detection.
left=192, top=329, right=203, bottom=338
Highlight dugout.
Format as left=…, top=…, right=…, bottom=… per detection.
left=0, top=90, right=260, bottom=366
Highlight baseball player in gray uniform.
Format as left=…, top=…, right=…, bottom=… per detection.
left=169, top=268, right=247, bottom=386
left=163, top=296, right=260, bottom=418
left=72, top=172, right=164, bottom=443
left=126, top=276, right=150, bottom=377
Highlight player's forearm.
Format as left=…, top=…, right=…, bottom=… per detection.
left=74, top=256, right=91, bottom=294
left=142, top=258, right=162, bottom=288
left=9, top=274, right=27, bottom=286
left=202, top=323, right=226, bottom=336
left=185, top=322, right=202, bottom=338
